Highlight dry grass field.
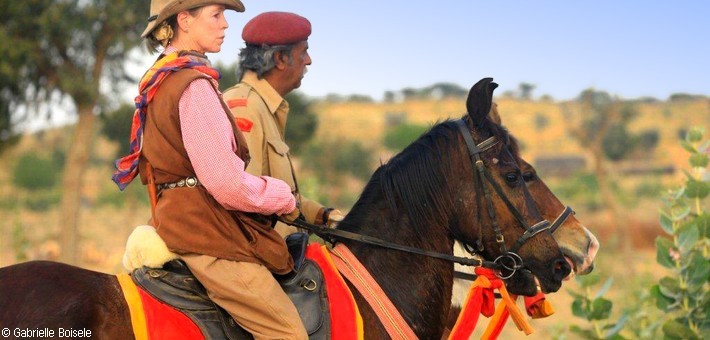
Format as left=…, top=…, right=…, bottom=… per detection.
left=0, top=96, right=707, bottom=338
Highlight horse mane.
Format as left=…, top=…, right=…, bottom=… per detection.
left=346, top=115, right=515, bottom=240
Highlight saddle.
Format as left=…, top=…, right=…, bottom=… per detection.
left=131, top=233, right=331, bottom=339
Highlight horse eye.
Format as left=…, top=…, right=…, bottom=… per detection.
left=505, top=173, right=519, bottom=184
left=522, top=172, right=536, bottom=182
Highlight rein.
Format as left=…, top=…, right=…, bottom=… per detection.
left=289, top=218, right=499, bottom=269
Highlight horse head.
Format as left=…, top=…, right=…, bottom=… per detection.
left=488, top=102, right=599, bottom=276
left=453, top=77, right=571, bottom=295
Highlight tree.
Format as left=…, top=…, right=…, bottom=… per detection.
left=1, top=1, right=149, bottom=264
left=518, top=82, right=536, bottom=100
left=284, top=91, right=318, bottom=155
left=562, top=88, right=639, bottom=253
left=100, top=103, right=135, bottom=158
left=215, top=61, right=239, bottom=91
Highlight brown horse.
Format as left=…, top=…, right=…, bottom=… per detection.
left=0, top=78, right=571, bottom=339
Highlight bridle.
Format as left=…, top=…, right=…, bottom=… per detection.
left=289, top=119, right=574, bottom=278
left=455, top=119, right=552, bottom=278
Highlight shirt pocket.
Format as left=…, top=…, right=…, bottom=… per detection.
left=266, top=138, right=295, bottom=190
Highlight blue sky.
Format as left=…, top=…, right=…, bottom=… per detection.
left=209, top=1, right=709, bottom=101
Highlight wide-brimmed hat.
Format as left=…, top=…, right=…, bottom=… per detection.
left=141, top=0, right=245, bottom=38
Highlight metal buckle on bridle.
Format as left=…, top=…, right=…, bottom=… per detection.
left=494, top=252, right=523, bottom=279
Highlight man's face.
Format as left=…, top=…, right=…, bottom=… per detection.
left=284, top=41, right=311, bottom=91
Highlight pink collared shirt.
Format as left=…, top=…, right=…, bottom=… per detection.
left=167, top=46, right=295, bottom=215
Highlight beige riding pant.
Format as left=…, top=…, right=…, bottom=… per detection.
left=181, top=254, right=307, bottom=340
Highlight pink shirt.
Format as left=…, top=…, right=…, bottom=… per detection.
left=170, top=48, right=295, bottom=215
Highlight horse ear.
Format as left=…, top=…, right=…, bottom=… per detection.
left=466, top=77, right=499, bottom=125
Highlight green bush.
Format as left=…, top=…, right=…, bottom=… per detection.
left=567, top=126, right=709, bottom=339
left=652, top=126, right=709, bottom=339
left=301, top=139, right=374, bottom=183
left=383, top=123, right=428, bottom=151
left=12, top=152, right=61, bottom=191
left=568, top=273, right=627, bottom=339
left=550, top=172, right=602, bottom=211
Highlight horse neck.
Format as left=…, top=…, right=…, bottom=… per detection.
left=339, top=188, right=455, bottom=338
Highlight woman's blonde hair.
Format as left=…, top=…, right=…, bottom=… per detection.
left=144, top=7, right=203, bottom=53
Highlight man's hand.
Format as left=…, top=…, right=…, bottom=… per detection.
left=326, top=209, right=345, bottom=228
left=279, top=207, right=302, bottom=224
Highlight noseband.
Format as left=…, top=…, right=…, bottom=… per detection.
left=455, top=119, right=554, bottom=279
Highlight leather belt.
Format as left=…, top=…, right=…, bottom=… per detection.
left=157, top=177, right=200, bottom=191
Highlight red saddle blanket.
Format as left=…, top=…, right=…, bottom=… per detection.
left=116, top=244, right=364, bottom=340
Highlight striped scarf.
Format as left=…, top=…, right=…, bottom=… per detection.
left=112, top=51, right=220, bottom=190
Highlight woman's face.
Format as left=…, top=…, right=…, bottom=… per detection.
left=182, top=5, right=229, bottom=53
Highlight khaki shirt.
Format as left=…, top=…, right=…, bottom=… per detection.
left=223, top=71, right=326, bottom=232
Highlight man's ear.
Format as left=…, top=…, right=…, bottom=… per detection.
left=273, top=50, right=289, bottom=70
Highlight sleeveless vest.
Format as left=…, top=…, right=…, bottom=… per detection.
left=137, top=69, right=294, bottom=274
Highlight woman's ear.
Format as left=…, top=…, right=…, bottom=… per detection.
left=176, top=11, right=191, bottom=32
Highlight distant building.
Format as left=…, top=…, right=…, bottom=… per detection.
left=534, top=155, right=587, bottom=177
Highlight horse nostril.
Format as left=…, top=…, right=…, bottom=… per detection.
left=553, top=258, right=571, bottom=281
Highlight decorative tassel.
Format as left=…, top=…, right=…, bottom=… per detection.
left=525, top=293, right=555, bottom=319
left=448, top=268, right=535, bottom=340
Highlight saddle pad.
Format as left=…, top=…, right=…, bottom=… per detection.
left=305, top=244, right=364, bottom=340
left=117, top=273, right=204, bottom=340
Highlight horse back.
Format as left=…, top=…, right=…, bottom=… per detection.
left=0, top=261, right=133, bottom=339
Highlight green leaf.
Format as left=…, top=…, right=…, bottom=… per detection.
left=569, top=325, right=596, bottom=339
left=571, top=299, right=588, bottom=318
left=689, top=152, right=709, bottom=167
left=681, top=140, right=698, bottom=153
left=677, top=221, right=700, bottom=252
left=685, top=177, right=710, bottom=199
left=663, top=319, right=699, bottom=339
left=589, top=297, right=613, bottom=320
left=696, top=213, right=710, bottom=238
left=670, top=201, right=691, bottom=221
left=651, top=284, right=675, bottom=310
left=656, top=237, right=675, bottom=269
left=577, top=272, right=601, bottom=287
left=686, top=127, right=705, bottom=143
left=660, top=212, right=674, bottom=234
left=687, top=252, right=710, bottom=286
left=658, top=277, right=681, bottom=298
left=568, top=290, right=586, bottom=300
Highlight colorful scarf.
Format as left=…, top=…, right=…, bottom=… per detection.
left=112, top=51, right=220, bottom=190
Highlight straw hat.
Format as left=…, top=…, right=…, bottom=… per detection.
left=141, top=0, right=245, bottom=38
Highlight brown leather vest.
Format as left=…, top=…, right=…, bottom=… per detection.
left=137, top=69, right=293, bottom=274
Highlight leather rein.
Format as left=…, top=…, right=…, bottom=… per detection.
left=290, top=119, right=573, bottom=278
